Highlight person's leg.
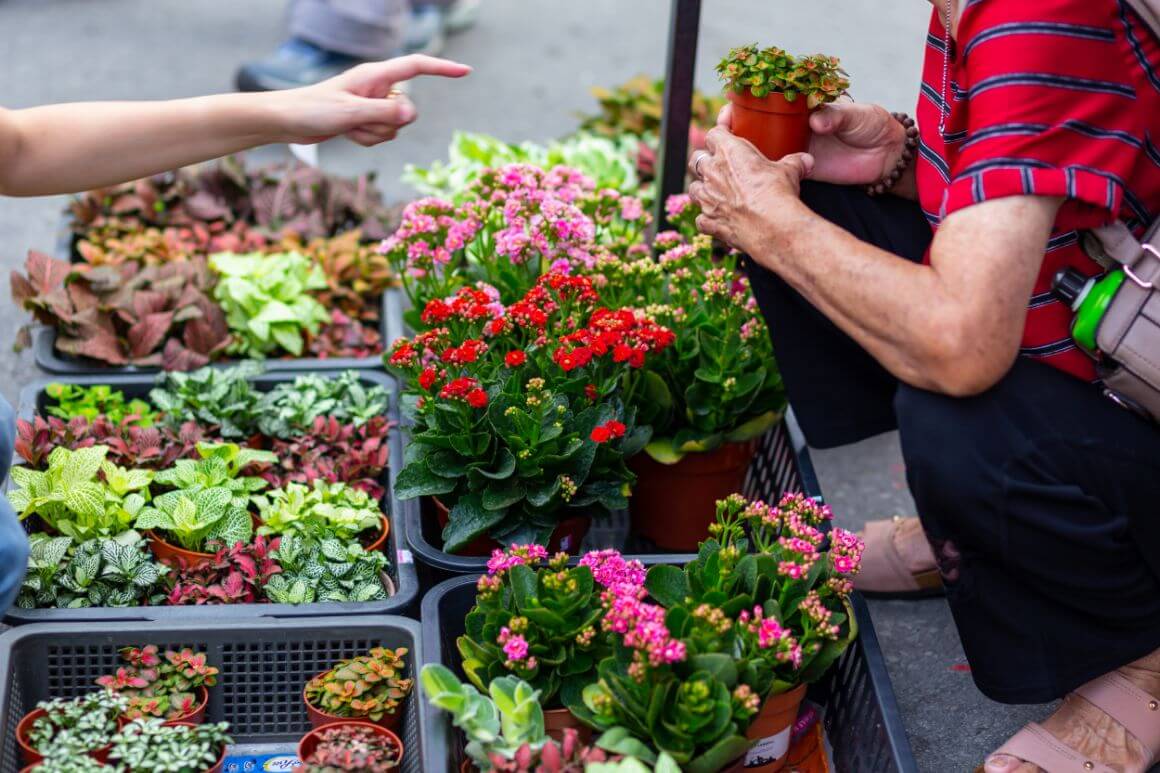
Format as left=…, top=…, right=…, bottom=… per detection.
left=896, top=359, right=1160, bottom=770
left=0, top=398, right=30, bottom=613
left=289, top=0, right=410, bottom=60
left=745, top=181, right=932, bottom=449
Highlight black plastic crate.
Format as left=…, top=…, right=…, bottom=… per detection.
left=421, top=576, right=915, bottom=773
left=6, top=370, right=419, bottom=623
left=0, top=616, right=427, bottom=773
left=403, top=412, right=820, bottom=578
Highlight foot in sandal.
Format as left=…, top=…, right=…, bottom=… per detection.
left=983, top=648, right=1160, bottom=773
left=854, top=515, right=944, bottom=598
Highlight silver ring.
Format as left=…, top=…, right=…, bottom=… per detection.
left=693, top=152, right=706, bottom=178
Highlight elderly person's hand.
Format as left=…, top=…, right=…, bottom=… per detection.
left=687, top=125, right=814, bottom=255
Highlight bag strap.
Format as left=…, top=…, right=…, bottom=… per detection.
left=1089, top=220, right=1160, bottom=286
left=1121, top=0, right=1160, bottom=37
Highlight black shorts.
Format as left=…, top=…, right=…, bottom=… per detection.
left=746, top=181, right=1160, bottom=703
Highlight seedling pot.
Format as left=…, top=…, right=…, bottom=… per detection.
left=302, top=675, right=404, bottom=733
left=727, top=91, right=811, bottom=161
left=15, top=708, right=119, bottom=766
left=430, top=497, right=591, bottom=557
left=629, top=439, right=758, bottom=551
left=543, top=707, right=592, bottom=745
left=145, top=531, right=214, bottom=570
left=160, top=685, right=209, bottom=726
left=297, top=720, right=404, bottom=771
left=743, top=684, right=808, bottom=772
left=164, top=721, right=225, bottom=773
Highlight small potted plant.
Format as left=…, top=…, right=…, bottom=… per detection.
left=16, top=691, right=128, bottom=766
left=107, top=718, right=233, bottom=773
left=303, top=647, right=414, bottom=731
left=385, top=272, right=672, bottom=554
left=457, top=547, right=643, bottom=740
left=96, top=645, right=219, bottom=725
left=136, top=442, right=274, bottom=566
left=716, top=44, right=849, bottom=160
left=297, top=721, right=404, bottom=772
left=255, top=479, right=389, bottom=551
left=22, top=751, right=112, bottom=772
left=641, top=493, right=863, bottom=772
left=421, top=666, right=618, bottom=772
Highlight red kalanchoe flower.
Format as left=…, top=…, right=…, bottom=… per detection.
left=418, top=367, right=439, bottom=391
left=585, top=383, right=598, bottom=401
left=388, top=341, right=418, bottom=367
left=440, top=377, right=481, bottom=401
left=591, top=419, right=626, bottom=444
left=505, top=350, right=527, bottom=368
left=466, top=388, right=489, bottom=409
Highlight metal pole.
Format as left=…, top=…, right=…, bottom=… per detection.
left=654, top=0, right=702, bottom=228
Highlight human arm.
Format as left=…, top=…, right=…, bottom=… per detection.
left=0, top=54, right=471, bottom=197
left=689, top=129, right=1060, bottom=396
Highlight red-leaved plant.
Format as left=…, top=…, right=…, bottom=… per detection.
left=96, top=645, right=219, bottom=721
left=165, top=536, right=281, bottom=605
left=262, top=416, right=393, bottom=499
left=16, top=415, right=210, bottom=470
left=307, top=310, right=385, bottom=359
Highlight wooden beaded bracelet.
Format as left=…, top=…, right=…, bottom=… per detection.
left=866, top=112, right=919, bottom=196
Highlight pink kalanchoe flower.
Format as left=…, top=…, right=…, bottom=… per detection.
left=665, top=193, right=693, bottom=219
left=619, top=196, right=645, bottom=222
left=502, top=634, right=529, bottom=663
left=580, top=549, right=646, bottom=591
left=653, top=230, right=684, bottom=249
left=659, top=244, right=696, bottom=264
left=485, top=544, right=549, bottom=576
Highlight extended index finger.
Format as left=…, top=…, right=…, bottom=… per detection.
left=371, top=54, right=473, bottom=83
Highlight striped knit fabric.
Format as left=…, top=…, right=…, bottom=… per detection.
left=915, top=0, right=1160, bottom=381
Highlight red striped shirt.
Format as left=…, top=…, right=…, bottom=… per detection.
left=915, top=0, right=1160, bottom=382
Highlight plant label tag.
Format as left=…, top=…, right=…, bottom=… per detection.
left=397, top=548, right=414, bottom=564
left=223, top=744, right=302, bottom=771
left=744, top=726, right=791, bottom=768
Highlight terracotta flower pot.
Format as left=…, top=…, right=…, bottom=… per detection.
left=302, top=674, right=404, bottom=732
left=742, top=684, right=808, bottom=772
left=16, top=708, right=119, bottom=766
left=727, top=90, right=811, bottom=161
left=160, top=686, right=209, bottom=726
left=361, top=514, right=391, bottom=553
left=543, top=707, right=592, bottom=745
left=166, top=721, right=225, bottom=773
left=146, top=531, right=213, bottom=569
left=629, top=440, right=758, bottom=551
left=297, top=720, right=403, bottom=771
left=430, top=497, right=591, bottom=557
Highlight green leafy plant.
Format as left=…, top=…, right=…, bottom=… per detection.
left=18, top=531, right=169, bottom=609
left=717, top=45, right=849, bottom=108
left=7, top=446, right=150, bottom=542
left=265, top=534, right=390, bottom=604
left=583, top=199, right=785, bottom=462
left=108, top=718, right=233, bottom=773
left=301, top=724, right=403, bottom=772
left=24, top=690, right=128, bottom=757
left=256, top=480, right=382, bottom=541
left=45, top=383, right=158, bottom=427
left=420, top=666, right=549, bottom=769
left=579, top=76, right=723, bottom=141
left=304, top=647, right=413, bottom=723
left=137, top=442, right=273, bottom=552
left=27, top=749, right=112, bottom=772
left=256, top=370, right=391, bottom=438
left=386, top=274, right=671, bottom=550
left=210, top=250, right=330, bottom=358
left=150, top=363, right=264, bottom=438
left=96, top=645, right=218, bottom=721
left=403, top=132, right=640, bottom=202
left=459, top=547, right=620, bottom=708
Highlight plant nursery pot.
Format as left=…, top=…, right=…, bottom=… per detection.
left=543, top=707, right=592, bottom=745
left=168, top=721, right=226, bottom=773
left=16, top=708, right=118, bottom=766
left=629, top=439, right=758, bottom=551
left=297, top=720, right=404, bottom=771
left=727, top=90, right=811, bottom=161
left=742, top=684, right=808, bottom=772
left=302, top=676, right=404, bottom=732
left=160, top=685, right=209, bottom=726
left=430, top=497, right=591, bottom=557
left=361, top=514, right=391, bottom=553
left=146, top=531, right=214, bottom=569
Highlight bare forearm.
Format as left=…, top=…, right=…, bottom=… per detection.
left=0, top=94, right=289, bottom=196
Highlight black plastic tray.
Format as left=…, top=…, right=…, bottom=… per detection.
left=5, top=370, right=419, bottom=623
left=404, top=412, right=821, bottom=579
left=421, top=575, right=916, bottom=773
left=0, top=616, right=427, bottom=773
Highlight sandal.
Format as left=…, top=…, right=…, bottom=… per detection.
left=854, top=516, right=944, bottom=599
left=979, top=671, right=1160, bottom=773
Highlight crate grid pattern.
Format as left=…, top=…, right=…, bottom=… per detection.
left=7, top=371, right=420, bottom=623
left=0, top=619, right=425, bottom=773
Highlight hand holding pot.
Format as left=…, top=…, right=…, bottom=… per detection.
left=688, top=126, right=814, bottom=254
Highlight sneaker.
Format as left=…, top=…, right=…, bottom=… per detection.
left=405, top=4, right=448, bottom=57
left=444, top=0, right=482, bottom=34
left=236, top=38, right=364, bottom=92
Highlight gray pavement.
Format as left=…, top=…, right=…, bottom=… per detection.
left=0, top=1, right=1052, bottom=770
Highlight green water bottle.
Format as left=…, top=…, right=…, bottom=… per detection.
left=1053, top=268, right=1127, bottom=355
